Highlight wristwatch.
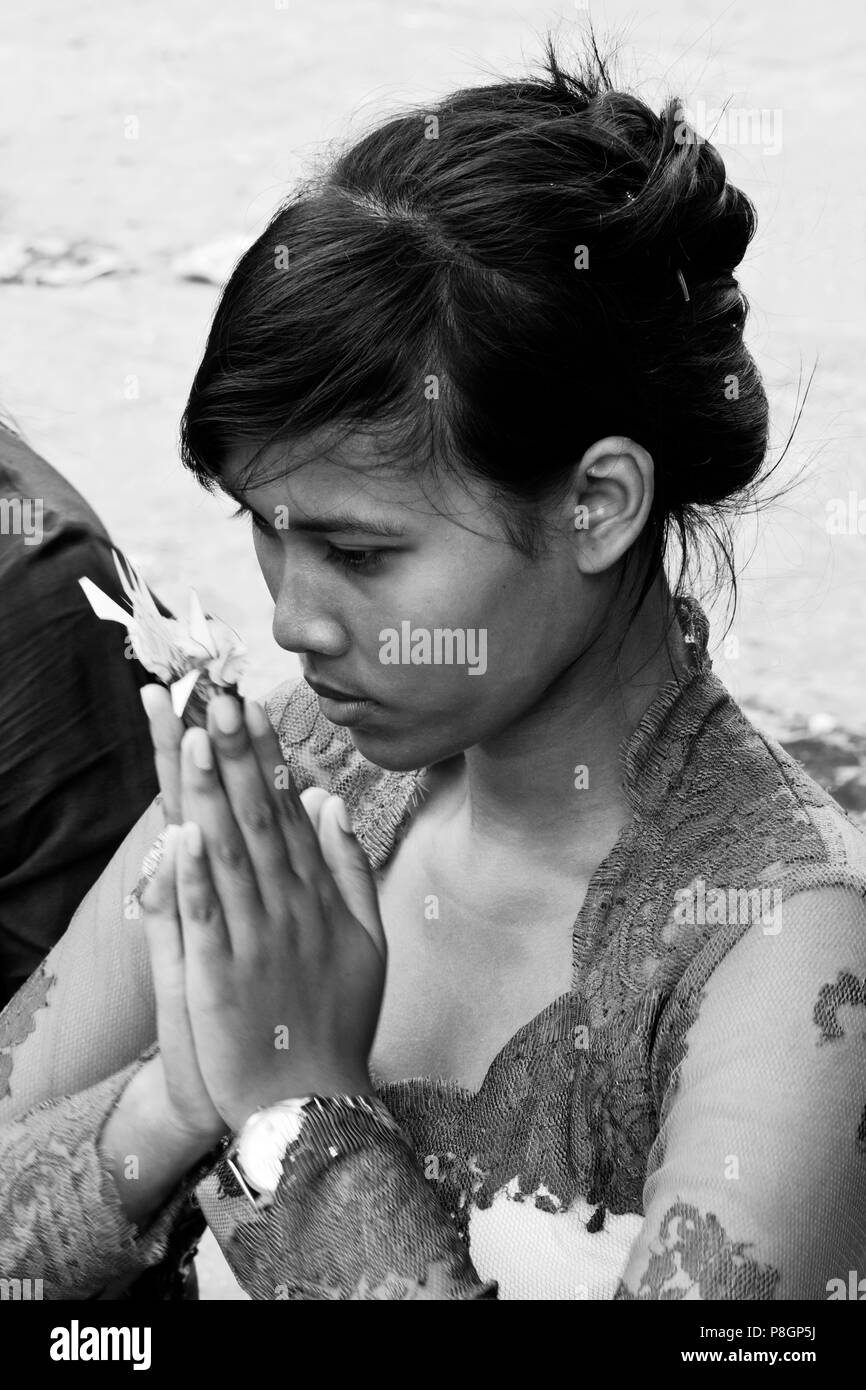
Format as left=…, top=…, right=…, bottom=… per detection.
left=225, top=1094, right=410, bottom=1210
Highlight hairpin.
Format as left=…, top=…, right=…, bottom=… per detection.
left=676, top=267, right=690, bottom=304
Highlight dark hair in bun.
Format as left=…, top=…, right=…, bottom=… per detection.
left=182, top=30, right=794, bottom=620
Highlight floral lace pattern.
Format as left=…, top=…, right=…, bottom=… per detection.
left=0, top=962, right=55, bottom=1100
left=812, top=970, right=866, bottom=1044
left=1, top=597, right=864, bottom=1299
left=613, top=1204, right=780, bottom=1300
left=192, top=595, right=865, bottom=1299
left=0, top=1047, right=209, bottom=1299
left=200, top=1105, right=497, bottom=1300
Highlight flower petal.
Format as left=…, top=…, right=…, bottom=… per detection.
left=78, top=577, right=133, bottom=626
left=170, top=668, right=202, bottom=718
left=187, top=589, right=217, bottom=658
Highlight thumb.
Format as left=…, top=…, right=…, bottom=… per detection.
left=317, top=795, right=386, bottom=959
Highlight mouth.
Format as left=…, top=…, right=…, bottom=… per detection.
left=304, top=675, right=372, bottom=703
left=303, top=675, right=377, bottom=727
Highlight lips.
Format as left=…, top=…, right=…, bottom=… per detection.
left=304, top=675, right=371, bottom=703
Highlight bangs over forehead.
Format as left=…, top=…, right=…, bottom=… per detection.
left=216, top=415, right=445, bottom=504
left=179, top=183, right=457, bottom=499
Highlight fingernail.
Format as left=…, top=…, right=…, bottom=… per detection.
left=140, top=685, right=163, bottom=718
left=213, top=695, right=242, bottom=735
left=244, top=700, right=271, bottom=737
left=182, top=821, right=204, bottom=857
left=162, top=823, right=181, bottom=865
left=188, top=728, right=213, bottom=771
left=334, top=796, right=353, bottom=834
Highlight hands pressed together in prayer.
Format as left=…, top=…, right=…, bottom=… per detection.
left=138, top=686, right=386, bottom=1150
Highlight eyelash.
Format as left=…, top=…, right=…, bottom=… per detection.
left=230, top=504, right=386, bottom=574
left=325, top=546, right=385, bottom=573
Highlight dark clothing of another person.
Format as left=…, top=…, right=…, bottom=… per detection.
left=0, top=428, right=159, bottom=1008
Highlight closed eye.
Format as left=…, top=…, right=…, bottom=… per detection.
left=324, top=545, right=385, bottom=573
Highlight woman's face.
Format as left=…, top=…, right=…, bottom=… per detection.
left=223, top=429, right=611, bottom=771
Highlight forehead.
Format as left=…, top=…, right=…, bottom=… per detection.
left=221, top=427, right=486, bottom=525
left=224, top=427, right=389, bottom=489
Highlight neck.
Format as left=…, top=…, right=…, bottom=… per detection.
left=439, top=582, right=692, bottom=864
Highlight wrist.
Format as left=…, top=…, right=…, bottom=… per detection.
left=226, top=1071, right=375, bottom=1135
left=227, top=1089, right=404, bottom=1210
left=102, top=1056, right=226, bottom=1228
left=144, top=1056, right=229, bottom=1157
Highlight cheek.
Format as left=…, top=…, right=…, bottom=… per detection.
left=367, top=562, right=564, bottom=700
left=467, top=569, right=583, bottom=701
left=464, top=559, right=561, bottom=650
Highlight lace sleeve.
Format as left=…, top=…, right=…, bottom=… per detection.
left=0, top=1044, right=218, bottom=1300
left=0, top=796, right=166, bottom=1122
left=616, top=884, right=866, bottom=1300
left=198, top=1097, right=499, bottom=1300
left=0, top=799, right=203, bottom=1299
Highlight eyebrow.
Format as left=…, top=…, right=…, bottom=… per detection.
left=227, top=493, right=406, bottom=537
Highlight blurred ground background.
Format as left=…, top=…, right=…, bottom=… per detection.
left=1, top=0, right=864, bottom=1294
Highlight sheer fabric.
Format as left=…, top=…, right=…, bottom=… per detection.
left=1, top=598, right=864, bottom=1299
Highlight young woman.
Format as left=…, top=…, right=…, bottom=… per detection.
left=1, top=39, right=864, bottom=1301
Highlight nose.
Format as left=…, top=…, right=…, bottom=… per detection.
left=270, top=568, right=348, bottom=658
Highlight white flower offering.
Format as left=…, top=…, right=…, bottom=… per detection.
left=79, top=551, right=247, bottom=729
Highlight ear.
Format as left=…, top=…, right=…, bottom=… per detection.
left=569, top=437, right=655, bottom=576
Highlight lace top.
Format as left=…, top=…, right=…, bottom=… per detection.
left=1, top=597, right=865, bottom=1299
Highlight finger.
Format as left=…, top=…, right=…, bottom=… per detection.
left=317, top=795, right=387, bottom=961
left=141, top=823, right=183, bottom=967
left=175, top=819, right=232, bottom=962
left=300, top=787, right=331, bottom=831
left=141, top=825, right=200, bottom=1056
left=180, top=727, right=265, bottom=955
left=241, top=698, right=332, bottom=885
left=141, top=683, right=184, bottom=824
left=205, top=694, right=300, bottom=917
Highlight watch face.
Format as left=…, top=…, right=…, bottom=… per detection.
left=238, top=1100, right=309, bottom=1195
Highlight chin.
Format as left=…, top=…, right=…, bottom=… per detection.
left=347, top=728, right=429, bottom=772
left=347, top=722, right=466, bottom=773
